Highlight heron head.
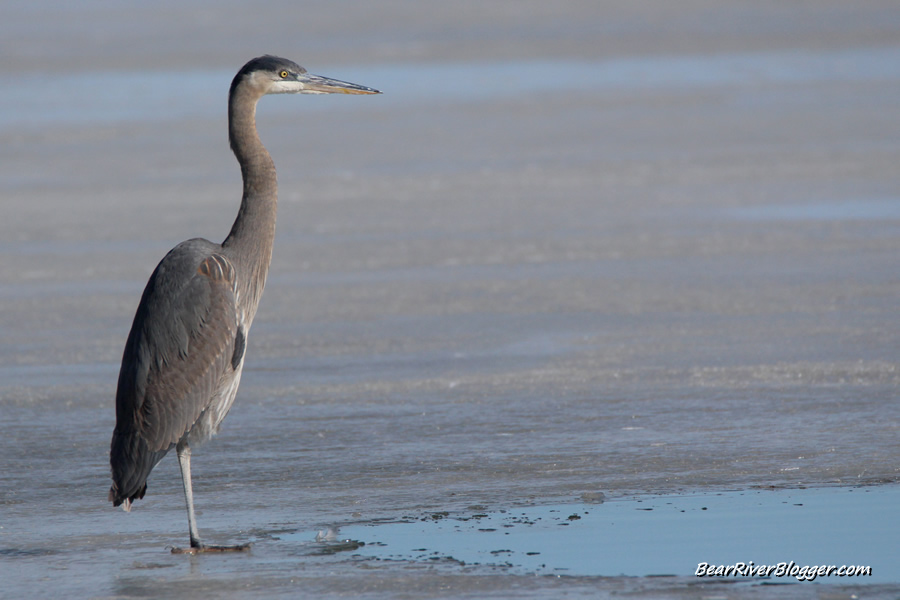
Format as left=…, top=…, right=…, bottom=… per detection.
left=233, top=55, right=380, bottom=97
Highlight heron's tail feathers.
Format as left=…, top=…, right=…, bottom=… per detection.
left=109, top=426, right=167, bottom=510
left=108, top=480, right=146, bottom=511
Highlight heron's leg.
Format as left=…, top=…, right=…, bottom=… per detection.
left=171, top=441, right=251, bottom=554
left=176, top=441, right=203, bottom=548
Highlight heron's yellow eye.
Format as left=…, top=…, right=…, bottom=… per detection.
left=279, top=70, right=288, bottom=78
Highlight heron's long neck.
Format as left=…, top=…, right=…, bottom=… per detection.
left=222, top=85, right=277, bottom=322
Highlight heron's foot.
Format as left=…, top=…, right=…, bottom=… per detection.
left=171, top=541, right=251, bottom=554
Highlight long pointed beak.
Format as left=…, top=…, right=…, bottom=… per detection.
left=299, top=73, right=380, bottom=95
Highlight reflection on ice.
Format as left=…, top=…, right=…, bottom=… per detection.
left=727, top=199, right=900, bottom=222
left=288, top=486, right=899, bottom=583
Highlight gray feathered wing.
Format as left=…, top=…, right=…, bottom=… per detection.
left=109, top=239, right=240, bottom=508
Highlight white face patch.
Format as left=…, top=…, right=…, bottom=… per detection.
left=267, top=78, right=306, bottom=95
left=245, top=70, right=301, bottom=95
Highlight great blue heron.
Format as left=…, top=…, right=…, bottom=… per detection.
left=108, top=55, right=379, bottom=553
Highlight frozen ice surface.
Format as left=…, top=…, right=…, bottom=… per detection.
left=2, top=1, right=900, bottom=598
